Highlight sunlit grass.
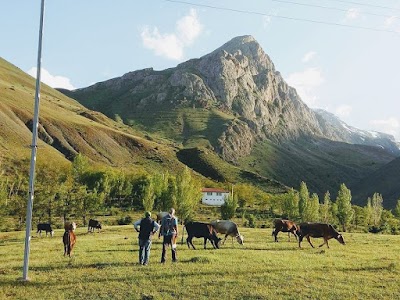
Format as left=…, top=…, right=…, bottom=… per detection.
left=1, top=226, right=399, bottom=299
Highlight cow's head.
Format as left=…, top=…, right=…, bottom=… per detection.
left=336, top=234, right=345, bottom=245
left=97, top=223, right=102, bottom=229
left=214, top=237, right=222, bottom=249
left=236, top=234, right=244, bottom=245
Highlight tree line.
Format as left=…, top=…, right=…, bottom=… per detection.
left=0, top=154, right=202, bottom=230
left=268, top=181, right=400, bottom=233
left=1, top=155, right=399, bottom=233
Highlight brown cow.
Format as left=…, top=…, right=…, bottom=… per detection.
left=63, top=222, right=77, bottom=257
left=272, top=219, right=299, bottom=242
left=297, top=222, right=345, bottom=248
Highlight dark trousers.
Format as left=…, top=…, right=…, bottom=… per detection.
left=161, top=235, right=177, bottom=263
left=139, top=239, right=152, bottom=265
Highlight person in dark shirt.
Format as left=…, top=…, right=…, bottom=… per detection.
left=133, top=212, right=160, bottom=265
left=159, top=208, right=178, bottom=263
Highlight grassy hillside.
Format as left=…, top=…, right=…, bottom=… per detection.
left=351, top=156, right=400, bottom=208
left=1, top=225, right=400, bottom=299
left=238, top=137, right=396, bottom=199
left=0, top=58, right=185, bottom=174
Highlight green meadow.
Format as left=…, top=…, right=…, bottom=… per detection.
left=0, top=226, right=399, bottom=300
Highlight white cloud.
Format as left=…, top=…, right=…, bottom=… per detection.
left=141, top=28, right=183, bottom=60
left=141, top=9, right=203, bottom=61
left=262, top=16, right=272, bottom=29
left=345, top=8, right=360, bottom=21
left=176, top=9, right=203, bottom=45
left=335, top=105, right=352, bottom=118
left=302, top=51, right=316, bottom=63
left=27, top=67, right=75, bottom=90
left=285, top=68, right=324, bottom=107
left=370, top=117, right=400, bottom=140
left=384, top=16, right=397, bottom=27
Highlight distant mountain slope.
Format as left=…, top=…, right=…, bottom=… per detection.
left=61, top=35, right=398, bottom=197
left=0, top=57, right=288, bottom=193
left=314, top=109, right=399, bottom=154
left=0, top=57, right=183, bottom=173
left=238, top=137, right=395, bottom=198
left=351, top=156, right=400, bottom=209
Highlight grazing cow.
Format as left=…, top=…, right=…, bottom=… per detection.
left=184, top=222, right=221, bottom=250
left=63, top=222, right=77, bottom=257
left=210, top=220, right=244, bottom=245
left=297, top=222, right=345, bottom=248
left=156, top=212, right=169, bottom=224
left=88, top=219, right=102, bottom=233
left=37, top=223, right=54, bottom=237
left=272, top=219, right=299, bottom=242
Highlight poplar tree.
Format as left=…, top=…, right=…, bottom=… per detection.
left=175, top=167, right=201, bottom=222
left=142, top=177, right=155, bottom=212
left=298, top=181, right=309, bottom=222
left=281, top=188, right=299, bottom=220
left=308, top=193, right=320, bottom=222
left=320, top=191, right=332, bottom=223
left=364, top=197, right=373, bottom=225
left=336, top=183, right=354, bottom=231
left=371, top=193, right=384, bottom=226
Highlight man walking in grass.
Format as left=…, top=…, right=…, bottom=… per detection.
left=159, top=208, right=178, bottom=263
left=133, top=211, right=160, bottom=266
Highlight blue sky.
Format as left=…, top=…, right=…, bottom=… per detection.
left=1, top=0, right=400, bottom=140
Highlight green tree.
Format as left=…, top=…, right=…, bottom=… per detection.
left=320, top=191, right=332, bottom=223
left=235, top=183, right=254, bottom=208
left=298, top=181, right=309, bottom=222
left=281, top=188, right=299, bottom=220
left=364, top=197, right=373, bottom=225
left=371, top=193, right=384, bottom=226
left=393, top=199, right=400, bottom=219
left=142, top=176, right=155, bottom=212
left=175, top=167, right=201, bottom=222
left=335, top=183, right=354, bottom=231
left=158, top=176, right=177, bottom=211
left=352, top=205, right=368, bottom=229
left=221, top=194, right=238, bottom=220
left=308, top=193, right=320, bottom=222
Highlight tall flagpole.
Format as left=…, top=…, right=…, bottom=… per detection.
left=22, top=0, right=45, bottom=281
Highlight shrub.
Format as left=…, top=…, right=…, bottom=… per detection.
left=117, top=215, right=132, bottom=225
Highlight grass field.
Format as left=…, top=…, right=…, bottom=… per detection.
left=1, top=225, right=400, bottom=300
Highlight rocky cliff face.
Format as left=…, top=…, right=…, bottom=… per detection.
left=67, top=35, right=398, bottom=162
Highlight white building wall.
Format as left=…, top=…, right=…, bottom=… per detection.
left=201, top=192, right=230, bottom=206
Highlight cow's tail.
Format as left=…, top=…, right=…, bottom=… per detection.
left=181, top=225, right=186, bottom=245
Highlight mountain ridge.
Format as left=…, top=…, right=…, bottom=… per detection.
left=60, top=35, right=399, bottom=206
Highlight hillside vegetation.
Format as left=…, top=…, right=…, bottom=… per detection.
left=0, top=58, right=195, bottom=174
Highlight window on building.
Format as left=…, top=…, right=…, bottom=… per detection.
left=207, top=192, right=213, bottom=196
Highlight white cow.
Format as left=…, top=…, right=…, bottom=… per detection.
left=210, top=220, right=244, bottom=245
